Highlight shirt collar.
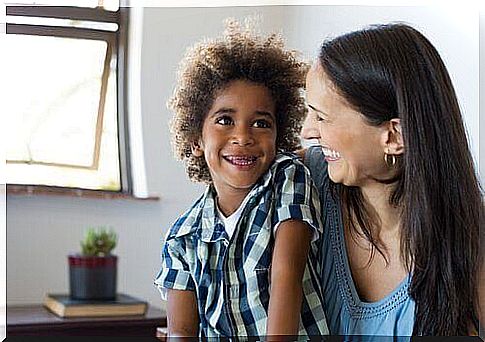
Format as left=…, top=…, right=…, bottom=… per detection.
left=199, top=186, right=227, bottom=242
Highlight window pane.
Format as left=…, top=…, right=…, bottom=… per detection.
left=5, top=34, right=121, bottom=191
left=7, top=34, right=105, bottom=166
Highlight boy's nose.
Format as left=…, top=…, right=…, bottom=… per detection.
left=301, top=113, right=320, bottom=140
left=231, top=127, right=254, bottom=146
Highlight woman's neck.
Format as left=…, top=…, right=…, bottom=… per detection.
left=360, top=182, right=401, bottom=235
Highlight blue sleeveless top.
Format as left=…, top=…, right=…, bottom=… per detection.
left=305, top=146, right=415, bottom=336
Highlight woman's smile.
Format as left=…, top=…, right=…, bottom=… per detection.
left=321, top=146, right=341, bottom=162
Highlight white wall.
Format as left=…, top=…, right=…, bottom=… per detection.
left=6, top=5, right=479, bottom=309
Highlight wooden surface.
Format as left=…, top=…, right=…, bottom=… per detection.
left=7, top=304, right=167, bottom=336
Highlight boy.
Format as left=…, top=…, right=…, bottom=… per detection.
left=155, top=19, right=328, bottom=338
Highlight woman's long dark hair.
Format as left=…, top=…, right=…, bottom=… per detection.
left=318, top=23, right=482, bottom=335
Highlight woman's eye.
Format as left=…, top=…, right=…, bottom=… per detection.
left=215, top=116, right=233, bottom=125
left=253, top=119, right=272, bottom=128
left=316, top=114, right=328, bottom=122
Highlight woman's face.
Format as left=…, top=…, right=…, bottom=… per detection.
left=303, top=62, right=390, bottom=187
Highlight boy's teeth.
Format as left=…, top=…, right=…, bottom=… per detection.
left=226, top=156, right=256, bottom=165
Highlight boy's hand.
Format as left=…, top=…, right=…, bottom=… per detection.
left=167, top=289, right=199, bottom=338
left=266, top=219, right=312, bottom=338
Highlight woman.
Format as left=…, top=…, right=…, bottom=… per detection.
left=301, top=23, right=482, bottom=335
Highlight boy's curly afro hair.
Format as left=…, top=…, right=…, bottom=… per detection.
left=168, top=18, right=309, bottom=184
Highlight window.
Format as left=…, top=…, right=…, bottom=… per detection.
left=5, top=2, right=131, bottom=194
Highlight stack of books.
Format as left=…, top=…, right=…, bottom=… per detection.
left=43, top=293, right=148, bottom=318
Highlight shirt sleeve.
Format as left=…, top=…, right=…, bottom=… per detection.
left=154, top=234, right=196, bottom=300
left=272, top=157, right=323, bottom=242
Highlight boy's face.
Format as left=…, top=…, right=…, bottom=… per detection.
left=193, top=79, right=277, bottom=204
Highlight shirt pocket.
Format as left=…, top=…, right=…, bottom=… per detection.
left=254, top=266, right=271, bottom=293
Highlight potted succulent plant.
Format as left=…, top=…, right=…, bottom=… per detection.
left=68, top=227, right=118, bottom=300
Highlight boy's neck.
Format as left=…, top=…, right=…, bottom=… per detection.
left=214, top=186, right=252, bottom=217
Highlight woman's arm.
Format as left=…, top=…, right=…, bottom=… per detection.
left=166, top=289, right=199, bottom=338
left=266, top=219, right=312, bottom=338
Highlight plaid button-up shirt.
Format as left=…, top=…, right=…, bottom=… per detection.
left=154, top=153, right=328, bottom=338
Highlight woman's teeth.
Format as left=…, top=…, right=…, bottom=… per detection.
left=322, top=147, right=341, bottom=159
left=225, top=156, right=257, bottom=166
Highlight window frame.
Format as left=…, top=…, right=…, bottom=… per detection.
left=5, top=5, right=133, bottom=195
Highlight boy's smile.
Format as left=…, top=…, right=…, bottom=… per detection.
left=193, top=79, right=277, bottom=215
left=223, top=155, right=258, bottom=169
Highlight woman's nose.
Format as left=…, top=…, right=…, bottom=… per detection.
left=301, top=112, right=320, bottom=140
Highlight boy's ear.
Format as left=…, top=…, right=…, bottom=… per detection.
left=380, top=118, right=404, bottom=155
left=191, top=140, right=204, bottom=157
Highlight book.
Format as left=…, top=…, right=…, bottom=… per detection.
left=43, top=293, right=148, bottom=318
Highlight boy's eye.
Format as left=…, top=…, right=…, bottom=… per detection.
left=253, top=119, right=272, bottom=128
left=215, top=116, right=233, bottom=125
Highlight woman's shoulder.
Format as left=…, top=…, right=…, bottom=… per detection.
left=295, top=148, right=306, bottom=160
left=298, top=146, right=329, bottom=190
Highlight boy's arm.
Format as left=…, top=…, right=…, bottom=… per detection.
left=266, top=219, right=312, bottom=338
left=167, top=289, right=199, bottom=337
left=155, top=229, right=199, bottom=338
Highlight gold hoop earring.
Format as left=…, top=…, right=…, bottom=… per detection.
left=384, top=153, right=396, bottom=167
